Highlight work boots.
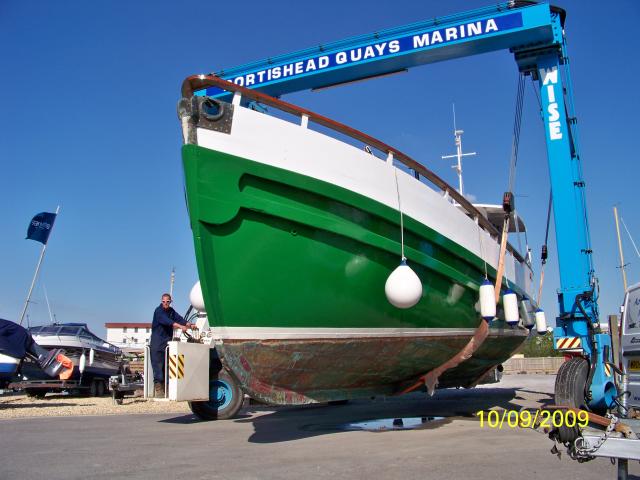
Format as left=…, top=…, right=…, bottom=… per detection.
left=154, top=382, right=165, bottom=398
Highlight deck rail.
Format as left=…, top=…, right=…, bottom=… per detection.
left=181, top=74, right=526, bottom=264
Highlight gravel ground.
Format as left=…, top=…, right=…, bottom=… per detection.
left=0, top=373, right=550, bottom=420
left=0, top=391, right=191, bottom=419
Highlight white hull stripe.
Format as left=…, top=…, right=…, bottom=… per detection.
left=195, top=105, right=534, bottom=297
left=0, top=353, right=21, bottom=364
left=210, top=326, right=526, bottom=340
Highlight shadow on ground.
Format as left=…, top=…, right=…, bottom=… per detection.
left=233, top=385, right=531, bottom=443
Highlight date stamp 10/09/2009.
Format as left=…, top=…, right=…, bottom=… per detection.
left=476, top=409, right=589, bottom=429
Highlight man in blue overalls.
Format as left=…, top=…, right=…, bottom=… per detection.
left=150, top=294, right=189, bottom=397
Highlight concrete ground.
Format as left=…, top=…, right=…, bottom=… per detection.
left=0, top=375, right=638, bottom=480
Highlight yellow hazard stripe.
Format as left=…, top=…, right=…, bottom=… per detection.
left=556, top=337, right=581, bottom=349
left=168, top=354, right=178, bottom=379
left=177, top=354, right=185, bottom=379
left=604, top=364, right=612, bottom=377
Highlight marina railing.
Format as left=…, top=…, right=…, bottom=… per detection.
left=181, top=75, right=525, bottom=264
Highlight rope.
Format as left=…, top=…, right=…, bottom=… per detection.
left=507, top=73, right=526, bottom=193
left=393, top=167, right=406, bottom=260
left=544, top=190, right=552, bottom=248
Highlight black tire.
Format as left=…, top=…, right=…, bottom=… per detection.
left=554, top=357, right=589, bottom=443
left=95, top=380, right=105, bottom=397
left=88, top=378, right=100, bottom=397
left=189, top=369, right=243, bottom=421
left=25, top=388, right=47, bottom=399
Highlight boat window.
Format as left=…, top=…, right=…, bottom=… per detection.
left=59, top=326, right=81, bottom=336
left=79, top=330, right=94, bottom=340
left=625, top=288, right=640, bottom=334
left=29, top=325, right=61, bottom=335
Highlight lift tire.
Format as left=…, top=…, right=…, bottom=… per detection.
left=554, top=357, right=589, bottom=444
left=25, top=388, right=47, bottom=399
left=189, top=369, right=243, bottom=421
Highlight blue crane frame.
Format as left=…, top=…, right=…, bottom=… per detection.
left=197, top=1, right=615, bottom=410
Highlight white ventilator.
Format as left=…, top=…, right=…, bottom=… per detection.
left=535, top=308, right=547, bottom=335
left=385, top=260, right=423, bottom=309
left=89, top=348, right=95, bottom=366
left=503, top=289, right=519, bottom=325
left=479, top=279, right=496, bottom=320
left=189, top=281, right=206, bottom=312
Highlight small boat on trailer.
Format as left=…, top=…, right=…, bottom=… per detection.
left=178, top=75, right=537, bottom=406
left=17, top=323, right=122, bottom=396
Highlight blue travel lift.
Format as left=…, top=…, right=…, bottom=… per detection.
left=193, top=0, right=638, bottom=472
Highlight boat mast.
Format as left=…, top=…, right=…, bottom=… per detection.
left=613, top=205, right=628, bottom=292
left=170, top=267, right=175, bottom=298
left=441, top=104, right=476, bottom=197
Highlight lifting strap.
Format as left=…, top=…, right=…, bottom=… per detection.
left=537, top=191, right=552, bottom=303
left=397, top=74, right=527, bottom=395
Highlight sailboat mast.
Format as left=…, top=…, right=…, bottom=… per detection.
left=613, top=205, right=628, bottom=292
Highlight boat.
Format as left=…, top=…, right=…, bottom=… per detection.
left=19, top=323, right=122, bottom=382
left=0, top=353, right=21, bottom=388
left=178, top=75, right=537, bottom=405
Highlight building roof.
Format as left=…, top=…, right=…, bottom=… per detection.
left=105, top=322, right=151, bottom=328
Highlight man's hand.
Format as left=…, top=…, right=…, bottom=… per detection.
left=179, top=325, right=189, bottom=333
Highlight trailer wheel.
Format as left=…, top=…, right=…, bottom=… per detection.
left=554, top=357, right=589, bottom=444
left=96, top=380, right=105, bottom=397
left=189, top=369, right=243, bottom=421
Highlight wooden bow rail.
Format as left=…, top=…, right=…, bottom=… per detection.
left=181, top=74, right=525, bottom=264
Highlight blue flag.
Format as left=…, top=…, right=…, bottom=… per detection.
left=26, top=212, right=57, bottom=245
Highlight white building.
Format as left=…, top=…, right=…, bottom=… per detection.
left=105, top=322, right=152, bottom=351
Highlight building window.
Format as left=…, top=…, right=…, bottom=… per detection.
left=132, top=338, right=138, bottom=344
left=123, top=327, right=127, bottom=333
left=146, top=328, right=150, bottom=333
left=134, top=327, right=138, bottom=333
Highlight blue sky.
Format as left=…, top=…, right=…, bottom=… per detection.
left=1, top=0, right=638, bottom=335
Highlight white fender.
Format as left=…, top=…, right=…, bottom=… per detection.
left=479, top=279, right=496, bottom=320
left=385, top=260, right=422, bottom=309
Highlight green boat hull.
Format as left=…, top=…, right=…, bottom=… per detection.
left=182, top=143, right=527, bottom=403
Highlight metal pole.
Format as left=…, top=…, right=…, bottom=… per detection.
left=19, top=244, right=48, bottom=326
left=169, top=267, right=175, bottom=298
left=19, top=206, right=60, bottom=326
left=618, top=369, right=629, bottom=480
left=613, top=206, right=628, bottom=292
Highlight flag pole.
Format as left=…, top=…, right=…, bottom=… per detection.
left=19, top=206, right=60, bottom=326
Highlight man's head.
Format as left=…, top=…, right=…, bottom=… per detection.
left=161, top=294, right=172, bottom=310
